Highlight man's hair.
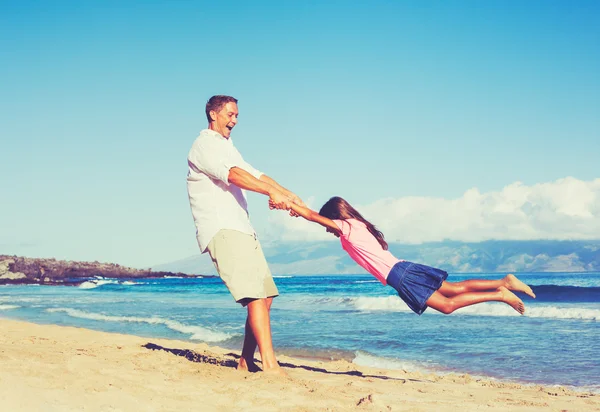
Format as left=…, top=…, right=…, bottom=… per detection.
left=205, top=95, right=238, bottom=123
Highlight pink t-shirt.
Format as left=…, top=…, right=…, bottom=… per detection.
left=332, top=219, right=401, bottom=285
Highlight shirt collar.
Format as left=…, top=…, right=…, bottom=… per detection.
left=201, top=128, right=229, bottom=140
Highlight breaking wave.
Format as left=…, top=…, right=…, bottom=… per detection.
left=297, top=296, right=600, bottom=321
left=78, top=280, right=137, bottom=289
left=46, top=308, right=231, bottom=342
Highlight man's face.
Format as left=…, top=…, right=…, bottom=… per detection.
left=210, top=102, right=238, bottom=139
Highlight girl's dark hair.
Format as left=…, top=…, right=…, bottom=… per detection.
left=319, top=196, right=388, bottom=250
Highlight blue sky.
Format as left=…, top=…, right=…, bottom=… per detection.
left=1, top=1, right=599, bottom=268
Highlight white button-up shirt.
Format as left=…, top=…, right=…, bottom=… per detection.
left=187, top=129, right=263, bottom=252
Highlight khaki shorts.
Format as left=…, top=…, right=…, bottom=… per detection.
left=207, top=229, right=278, bottom=305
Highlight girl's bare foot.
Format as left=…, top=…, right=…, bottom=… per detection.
left=505, top=274, right=536, bottom=298
left=499, top=286, right=526, bottom=314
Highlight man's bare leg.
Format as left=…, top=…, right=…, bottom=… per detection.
left=243, top=298, right=287, bottom=376
left=438, top=274, right=536, bottom=298
left=238, top=297, right=273, bottom=372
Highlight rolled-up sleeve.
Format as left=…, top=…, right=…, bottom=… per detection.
left=188, top=133, right=264, bottom=185
left=188, top=138, right=235, bottom=185
left=233, top=147, right=263, bottom=180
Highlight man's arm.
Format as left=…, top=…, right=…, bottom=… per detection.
left=228, top=167, right=291, bottom=209
left=259, top=175, right=305, bottom=207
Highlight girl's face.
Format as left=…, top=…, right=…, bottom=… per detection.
left=326, top=227, right=340, bottom=238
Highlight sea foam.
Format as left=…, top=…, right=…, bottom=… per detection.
left=78, top=279, right=137, bottom=289
left=352, top=351, right=436, bottom=373
left=79, top=280, right=120, bottom=289
left=347, top=296, right=600, bottom=320
left=353, top=296, right=413, bottom=312
left=46, top=308, right=231, bottom=342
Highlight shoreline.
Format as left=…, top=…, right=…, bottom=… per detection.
left=219, top=344, right=600, bottom=396
left=0, top=318, right=597, bottom=411
left=2, top=313, right=598, bottom=395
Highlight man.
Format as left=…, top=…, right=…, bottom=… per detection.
left=187, top=95, right=301, bottom=375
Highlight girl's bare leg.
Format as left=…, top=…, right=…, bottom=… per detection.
left=426, top=286, right=525, bottom=315
left=438, top=274, right=535, bottom=298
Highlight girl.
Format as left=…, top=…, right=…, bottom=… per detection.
left=276, top=196, right=535, bottom=315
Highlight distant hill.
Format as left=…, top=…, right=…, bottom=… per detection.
left=154, top=239, right=600, bottom=275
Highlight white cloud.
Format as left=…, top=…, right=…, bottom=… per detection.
left=267, top=177, right=600, bottom=243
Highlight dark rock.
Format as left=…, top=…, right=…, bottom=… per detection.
left=0, top=255, right=204, bottom=286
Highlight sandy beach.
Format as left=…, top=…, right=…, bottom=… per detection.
left=0, top=318, right=596, bottom=411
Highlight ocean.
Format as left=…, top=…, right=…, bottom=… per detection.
left=1, top=272, right=599, bottom=393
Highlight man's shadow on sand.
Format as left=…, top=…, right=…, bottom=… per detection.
left=143, top=343, right=424, bottom=382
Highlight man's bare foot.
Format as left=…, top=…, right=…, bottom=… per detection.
left=505, top=274, right=536, bottom=298
left=262, top=365, right=289, bottom=378
left=499, top=286, right=525, bottom=314
left=237, top=357, right=262, bottom=373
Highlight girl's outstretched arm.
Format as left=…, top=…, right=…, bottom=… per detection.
left=276, top=201, right=341, bottom=235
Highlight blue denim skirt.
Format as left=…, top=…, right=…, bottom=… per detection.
left=387, top=261, right=448, bottom=315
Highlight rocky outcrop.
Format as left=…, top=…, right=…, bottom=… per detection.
left=0, top=255, right=201, bottom=286
left=0, top=259, right=27, bottom=280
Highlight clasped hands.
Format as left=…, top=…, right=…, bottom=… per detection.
left=268, top=191, right=304, bottom=217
